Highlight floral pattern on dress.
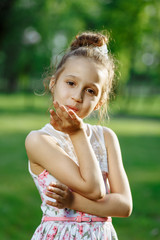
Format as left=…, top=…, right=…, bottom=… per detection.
left=29, top=123, right=118, bottom=240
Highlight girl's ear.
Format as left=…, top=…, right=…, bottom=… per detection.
left=49, top=76, right=55, bottom=94
left=94, top=101, right=103, bottom=110
left=94, top=91, right=107, bottom=110
left=94, top=104, right=99, bottom=110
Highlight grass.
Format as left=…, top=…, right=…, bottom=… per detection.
left=0, top=93, right=160, bottom=240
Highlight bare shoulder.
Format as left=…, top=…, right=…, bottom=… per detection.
left=25, top=130, right=57, bottom=161
left=25, top=130, right=56, bottom=147
left=102, top=126, right=120, bottom=149
left=25, top=130, right=44, bottom=149
left=102, top=126, right=124, bottom=173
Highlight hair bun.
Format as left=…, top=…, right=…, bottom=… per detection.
left=70, top=32, right=108, bottom=50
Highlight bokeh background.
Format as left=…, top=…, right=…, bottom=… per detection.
left=0, top=0, right=160, bottom=239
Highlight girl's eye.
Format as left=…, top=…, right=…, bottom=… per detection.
left=66, top=81, right=75, bottom=86
left=86, top=88, right=95, bottom=95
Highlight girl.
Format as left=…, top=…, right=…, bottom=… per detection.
left=25, top=31, right=132, bottom=240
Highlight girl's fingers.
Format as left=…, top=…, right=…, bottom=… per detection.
left=49, top=109, right=55, bottom=115
left=56, top=105, right=71, bottom=121
left=68, top=111, right=82, bottom=127
left=53, top=101, right=59, bottom=108
left=45, top=191, right=63, bottom=203
left=53, top=101, right=79, bottom=122
left=50, top=114, right=58, bottom=124
left=50, top=115, right=59, bottom=129
left=47, top=186, right=66, bottom=197
left=68, top=110, right=80, bottom=123
left=50, top=110, right=62, bottom=130
left=46, top=200, right=64, bottom=209
left=46, top=200, right=57, bottom=207
left=49, top=182, right=68, bottom=191
left=60, top=105, right=72, bottom=120
left=68, top=110, right=77, bottom=119
left=53, top=101, right=73, bottom=121
left=47, top=186, right=65, bottom=197
left=50, top=109, right=59, bottom=120
left=51, top=101, right=82, bottom=133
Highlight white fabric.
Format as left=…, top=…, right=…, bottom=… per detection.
left=28, top=123, right=118, bottom=240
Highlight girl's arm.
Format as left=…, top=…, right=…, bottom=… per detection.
left=46, top=183, right=132, bottom=217
left=104, top=127, right=132, bottom=216
left=25, top=102, right=105, bottom=200
left=45, top=127, right=133, bottom=217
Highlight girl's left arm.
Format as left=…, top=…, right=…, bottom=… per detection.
left=102, top=126, right=133, bottom=217
left=46, top=127, right=133, bottom=217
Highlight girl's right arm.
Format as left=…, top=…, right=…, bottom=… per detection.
left=25, top=103, right=105, bottom=200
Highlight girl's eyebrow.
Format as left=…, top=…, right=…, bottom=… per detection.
left=65, top=74, right=80, bottom=80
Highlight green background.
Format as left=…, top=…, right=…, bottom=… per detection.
left=0, top=93, right=160, bottom=240
left=0, top=0, right=160, bottom=239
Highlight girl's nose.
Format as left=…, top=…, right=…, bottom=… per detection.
left=72, top=90, right=83, bottom=103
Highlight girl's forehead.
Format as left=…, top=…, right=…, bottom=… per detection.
left=64, top=55, right=100, bottom=69
left=60, top=56, right=107, bottom=84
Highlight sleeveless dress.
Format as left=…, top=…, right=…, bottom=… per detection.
left=28, top=123, right=118, bottom=240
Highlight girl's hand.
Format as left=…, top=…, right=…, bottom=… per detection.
left=50, top=101, right=84, bottom=135
left=45, top=182, right=74, bottom=209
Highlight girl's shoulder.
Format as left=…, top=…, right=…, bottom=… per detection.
left=90, top=124, right=119, bottom=149
left=25, top=124, right=57, bottom=151
left=89, top=123, right=117, bottom=138
left=102, top=126, right=120, bottom=149
left=26, top=123, right=66, bottom=141
left=25, top=123, right=50, bottom=139
left=25, top=123, right=68, bottom=154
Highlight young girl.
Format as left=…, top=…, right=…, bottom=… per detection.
left=25, top=31, right=132, bottom=240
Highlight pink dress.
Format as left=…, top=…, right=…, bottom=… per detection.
left=28, top=123, right=118, bottom=239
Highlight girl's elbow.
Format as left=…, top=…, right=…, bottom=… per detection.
left=96, top=189, right=106, bottom=200
left=90, top=192, right=105, bottom=201
left=123, top=201, right=133, bottom=217
left=86, top=187, right=106, bottom=200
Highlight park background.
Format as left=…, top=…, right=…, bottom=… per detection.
left=0, top=0, right=160, bottom=239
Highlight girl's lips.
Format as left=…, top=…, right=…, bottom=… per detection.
left=66, top=105, right=79, bottom=112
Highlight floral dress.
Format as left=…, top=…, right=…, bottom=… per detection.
left=28, top=123, right=118, bottom=240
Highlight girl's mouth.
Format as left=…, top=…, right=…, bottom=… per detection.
left=66, top=105, right=79, bottom=112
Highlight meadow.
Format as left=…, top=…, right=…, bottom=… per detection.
left=0, top=93, right=160, bottom=240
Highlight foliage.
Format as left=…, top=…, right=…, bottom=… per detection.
left=0, top=0, right=160, bottom=92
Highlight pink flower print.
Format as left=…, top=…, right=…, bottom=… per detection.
left=64, top=208, right=71, bottom=216
left=39, top=170, right=49, bottom=180
left=46, top=234, right=52, bottom=240
left=81, top=212, right=86, bottom=217
left=37, top=224, right=43, bottom=233
left=46, top=227, right=58, bottom=240
left=38, top=170, right=49, bottom=180
left=79, top=225, right=83, bottom=236
left=65, top=232, right=69, bottom=238
left=53, top=226, right=58, bottom=235
left=38, top=179, right=47, bottom=188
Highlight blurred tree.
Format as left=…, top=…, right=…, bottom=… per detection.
left=0, top=0, right=159, bottom=92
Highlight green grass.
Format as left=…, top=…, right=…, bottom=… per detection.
left=0, top=93, right=160, bottom=240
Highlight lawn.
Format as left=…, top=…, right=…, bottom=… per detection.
left=0, top=93, right=160, bottom=240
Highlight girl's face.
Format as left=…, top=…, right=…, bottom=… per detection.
left=52, top=56, right=107, bottom=119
